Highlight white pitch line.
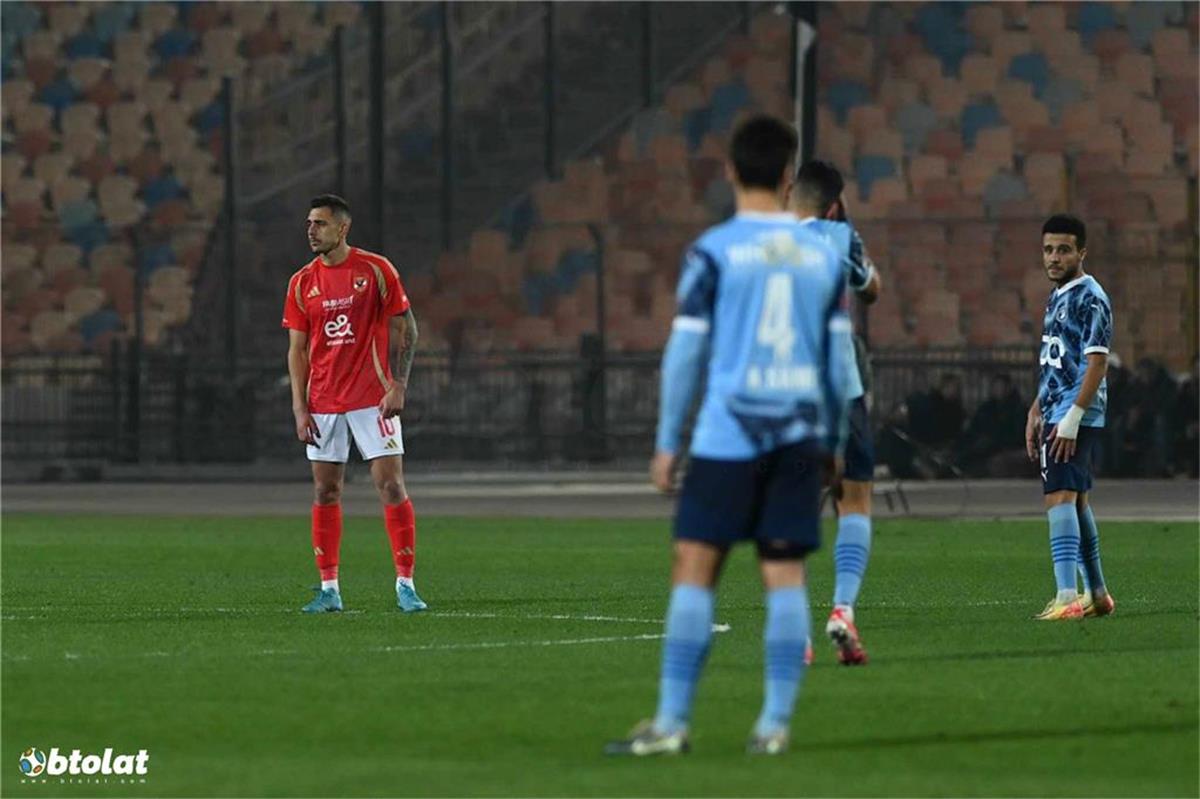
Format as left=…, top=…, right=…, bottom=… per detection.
left=7, top=628, right=737, bottom=664
left=434, top=611, right=664, bottom=624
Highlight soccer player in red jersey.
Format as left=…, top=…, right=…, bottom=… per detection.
left=282, top=194, right=427, bottom=613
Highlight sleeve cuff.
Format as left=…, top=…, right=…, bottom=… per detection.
left=1083, top=346, right=1110, bottom=355
left=850, top=263, right=875, bottom=292
left=672, top=316, right=710, bottom=334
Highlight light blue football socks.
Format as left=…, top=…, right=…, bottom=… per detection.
left=754, top=586, right=811, bottom=738
left=1077, top=505, right=1107, bottom=594
left=1048, top=504, right=1081, bottom=602
left=653, top=584, right=714, bottom=734
left=833, top=514, right=871, bottom=608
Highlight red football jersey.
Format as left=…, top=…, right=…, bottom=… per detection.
left=282, top=247, right=411, bottom=413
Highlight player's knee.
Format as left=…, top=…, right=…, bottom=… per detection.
left=374, top=477, right=406, bottom=504
left=1044, top=489, right=1076, bottom=509
left=838, top=480, right=872, bottom=515
left=314, top=481, right=343, bottom=505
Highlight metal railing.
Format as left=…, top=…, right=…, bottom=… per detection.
left=1, top=345, right=1048, bottom=469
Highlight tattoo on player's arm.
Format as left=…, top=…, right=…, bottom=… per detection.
left=394, top=309, right=419, bottom=385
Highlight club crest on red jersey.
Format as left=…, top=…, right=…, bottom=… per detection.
left=353, top=275, right=369, bottom=292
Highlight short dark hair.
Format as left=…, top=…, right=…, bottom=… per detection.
left=1042, top=214, right=1086, bottom=248
left=729, top=115, right=798, bottom=191
left=793, top=160, right=845, bottom=212
left=311, top=194, right=351, bottom=219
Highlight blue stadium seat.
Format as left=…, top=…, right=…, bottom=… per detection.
left=683, top=107, right=711, bottom=152
left=521, top=272, right=555, bottom=316
left=139, top=242, right=176, bottom=274
left=982, top=172, right=1028, bottom=215
left=896, top=101, right=939, bottom=153
left=59, top=198, right=98, bottom=232
left=556, top=248, right=597, bottom=292
left=1076, top=2, right=1118, bottom=46
left=825, top=80, right=871, bottom=125
left=914, top=3, right=972, bottom=72
left=65, top=32, right=107, bottom=60
left=194, top=100, right=224, bottom=135
left=80, top=308, right=122, bottom=343
left=39, top=78, right=79, bottom=114
left=960, top=101, right=1004, bottom=147
left=1041, top=77, right=1084, bottom=124
left=2, top=2, right=43, bottom=41
left=142, top=175, right=184, bottom=208
left=92, top=3, right=137, bottom=43
left=1124, top=1, right=1182, bottom=49
left=67, top=219, right=110, bottom=252
left=154, top=29, right=196, bottom=61
left=708, top=81, right=750, bottom=133
left=498, top=195, right=535, bottom=249
left=854, top=155, right=898, bottom=198
left=1007, top=53, right=1050, bottom=98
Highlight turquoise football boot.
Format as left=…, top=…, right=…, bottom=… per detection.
left=301, top=587, right=343, bottom=613
left=396, top=582, right=428, bottom=613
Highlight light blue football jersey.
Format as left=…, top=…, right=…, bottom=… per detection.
left=675, top=211, right=851, bottom=459
left=797, top=217, right=875, bottom=400
left=1037, top=274, right=1112, bottom=427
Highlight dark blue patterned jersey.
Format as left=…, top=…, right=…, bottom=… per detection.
left=1037, top=274, right=1112, bottom=427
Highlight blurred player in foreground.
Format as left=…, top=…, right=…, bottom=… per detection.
left=606, top=115, right=852, bottom=757
left=790, top=160, right=881, bottom=665
left=282, top=194, right=427, bottom=614
left=1025, top=214, right=1116, bottom=620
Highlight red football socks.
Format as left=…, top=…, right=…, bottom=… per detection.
left=312, top=503, right=343, bottom=580
left=384, top=499, right=416, bottom=579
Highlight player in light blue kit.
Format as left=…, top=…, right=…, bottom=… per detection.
left=1024, top=214, right=1116, bottom=620
left=791, top=161, right=881, bottom=665
left=605, top=116, right=853, bottom=757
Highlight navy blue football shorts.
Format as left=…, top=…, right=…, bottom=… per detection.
left=843, top=396, right=875, bottom=482
left=1040, top=424, right=1101, bottom=494
left=674, top=440, right=825, bottom=559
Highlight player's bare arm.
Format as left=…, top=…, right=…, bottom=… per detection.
left=380, top=309, right=418, bottom=418
left=287, top=329, right=319, bottom=444
left=1025, top=396, right=1043, bottom=461
left=1048, top=352, right=1107, bottom=463
left=856, top=269, right=881, bottom=304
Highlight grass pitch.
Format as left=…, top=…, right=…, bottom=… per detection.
left=2, top=511, right=1197, bottom=797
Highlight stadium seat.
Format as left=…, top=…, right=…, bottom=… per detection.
left=926, top=79, right=967, bottom=122
left=960, top=54, right=998, bottom=97
left=1116, top=53, right=1155, bottom=96
left=50, top=177, right=90, bottom=215
left=826, top=80, right=872, bottom=124
left=1076, top=2, right=1119, bottom=45
left=960, top=101, right=1004, bottom=147
left=895, top=101, right=938, bottom=153
left=964, top=4, right=1004, bottom=44
left=33, top=151, right=73, bottom=187
left=992, top=31, right=1034, bottom=69
left=855, top=155, right=900, bottom=199
left=1007, top=52, right=1050, bottom=98
left=1126, top=1, right=1175, bottom=49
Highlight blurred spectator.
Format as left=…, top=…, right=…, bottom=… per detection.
left=962, top=372, right=1026, bottom=476
left=1176, top=358, right=1199, bottom=478
left=910, top=373, right=966, bottom=449
left=877, top=399, right=923, bottom=479
left=1099, top=352, right=1131, bottom=476
left=1111, top=358, right=1176, bottom=477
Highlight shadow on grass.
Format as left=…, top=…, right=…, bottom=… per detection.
left=795, top=719, right=1197, bottom=751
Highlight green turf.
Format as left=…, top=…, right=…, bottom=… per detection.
left=2, top=512, right=1196, bottom=797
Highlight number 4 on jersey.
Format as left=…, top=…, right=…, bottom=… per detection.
left=758, top=273, right=796, bottom=362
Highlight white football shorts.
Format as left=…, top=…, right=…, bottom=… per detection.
left=306, top=406, right=404, bottom=463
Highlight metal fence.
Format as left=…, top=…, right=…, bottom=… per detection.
left=1, top=345, right=1040, bottom=470
left=186, top=1, right=758, bottom=365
